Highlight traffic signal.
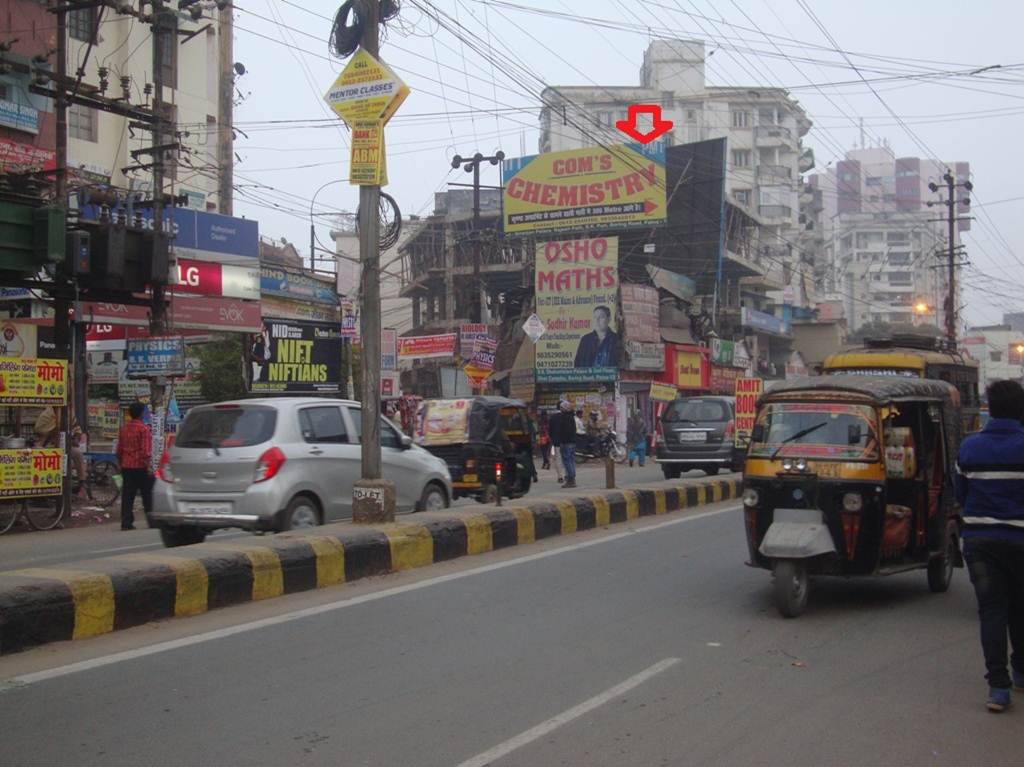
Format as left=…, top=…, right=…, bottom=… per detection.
left=0, top=202, right=65, bottom=274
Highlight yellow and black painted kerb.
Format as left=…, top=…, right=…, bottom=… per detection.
left=0, top=478, right=741, bottom=656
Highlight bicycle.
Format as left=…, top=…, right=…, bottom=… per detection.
left=0, top=453, right=121, bottom=535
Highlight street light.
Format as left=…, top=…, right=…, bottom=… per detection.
left=914, top=301, right=930, bottom=315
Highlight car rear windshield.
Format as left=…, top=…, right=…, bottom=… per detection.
left=176, top=406, right=277, bottom=449
left=663, top=399, right=730, bottom=423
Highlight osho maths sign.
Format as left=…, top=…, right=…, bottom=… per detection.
left=535, top=236, right=618, bottom=383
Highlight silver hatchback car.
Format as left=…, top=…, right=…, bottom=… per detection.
left=150, top=398, right=452, bottom=547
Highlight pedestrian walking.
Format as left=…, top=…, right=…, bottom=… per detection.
left=525, top=407, right=539, bottom=483
left=954, top=379, right=1024, bottom=713
left=627, top=411, right=648, bottom=468
left=556, top=399, right=578, bottom=489
left=549, top=409, right=565, bottom=484
left=116, top=402, right=153, bottom=531
left=538, top=412, right=552, bottom=470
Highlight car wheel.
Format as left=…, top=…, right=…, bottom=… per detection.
left=419, top=483, right=448, bottom=512
left=159, top=526, right=207, bottom=548
left=662, top=464, right=682, bottom=480
left=281, top=495, right=320, bottom=531
left=704, top=466, right=721, bottom=476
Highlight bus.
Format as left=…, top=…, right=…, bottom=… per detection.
left=822, top=335, right=981, bottom=431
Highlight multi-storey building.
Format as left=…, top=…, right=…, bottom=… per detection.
left=808, top=146, right=971, bottom=333
left=539, top=39, right=813, bottom=298
left=962, top=325, right=1024, bottom=388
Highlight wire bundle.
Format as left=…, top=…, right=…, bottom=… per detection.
left=330, top=0, right=402, bottom=58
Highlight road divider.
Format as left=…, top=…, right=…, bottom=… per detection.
left=0, top=478, right=741, bottom=656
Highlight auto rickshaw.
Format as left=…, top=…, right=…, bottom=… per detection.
left=741, top=376, right=964, bottom=617
left=416, top=396, right=534, bottom=503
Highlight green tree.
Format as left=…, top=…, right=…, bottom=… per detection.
left=192, top=335, right=248, bottom=403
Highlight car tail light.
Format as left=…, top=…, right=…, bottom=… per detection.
left=465, top=458, right=476, bottom=471
left=725, top=419, right=735, bottom=439
left=254, top=447, right=286, bottom=483
left=155, top=450, right=173, bottom=482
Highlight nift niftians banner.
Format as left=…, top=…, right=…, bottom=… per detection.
left=249, top=319, right=341, bottom=394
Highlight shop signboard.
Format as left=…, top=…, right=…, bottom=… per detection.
left=734, top=377, right=763, bottom=447
left=0, top=357, right=68, bottom=404
left=260, top=267, right=338, bottom=305
left=126, top=337, right=186, bottom=378
left=741, top=307, right=788, bottom=337
left=649, top=382, right=678, bottom=403
left=675, top=350, right=706, bottom=390
left=82, top=297, right=261, bottom=332
left=0, top=449, right=64, bottom=498
left=710, top=364, right=740, bottom=394
left=522, top=314, right=546, bottom=343
left=398, top=333, right=457, bottom=360
left=173, top=259, right=260, bottom=300
left=381, top=371, right=400, bottom=398
left=503, top=145, right=666, bottom=235
left=87, top=400, right=122, bottom=442
left=420, top=399, right=471, bottom=446
left=710, top=339, right=735, bottom=366
left=620, top=283, right=660, bottom=343
left=261, top=295, right=338, bottom=324
left=87, top=350, right=126, bottom=384
left=624, top=340, right=665, bottom=371
left=535, top=236, right=619, bottom=383
left=0, top=139, right=55, bottom=174
left=459, top=323, right=488, bottom=358
left=381, top=328, right=398, bottom=371
left=0, top=98, right=40, bottom=133
left=341, top=299, right=358, bottom=338
left=249, top=319, right=342, bottom=394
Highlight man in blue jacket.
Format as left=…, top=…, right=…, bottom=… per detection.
left=954, top=379, right=1024, bottom=713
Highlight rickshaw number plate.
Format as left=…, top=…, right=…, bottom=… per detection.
left=678, top=432, right=707, bottom=442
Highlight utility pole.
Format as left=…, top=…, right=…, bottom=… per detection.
left=217, top=2, right=234, bottom=216
left=451, top=151, right=504, bottom=323
left=149, top=0, right=170, bottom=415
left=352, top=0, right=391, bottom=523
left=928, top=172, right=973, bottom=345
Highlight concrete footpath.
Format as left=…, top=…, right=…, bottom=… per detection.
left=0, top=477, right=741, bottom=656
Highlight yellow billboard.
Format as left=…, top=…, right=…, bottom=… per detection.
left=502, top=144, right=666, bottom=235
left=535, top=236, right=619, bottom=383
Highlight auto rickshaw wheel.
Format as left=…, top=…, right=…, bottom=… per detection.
left=773, top=559, right=809, bottom=618
left=927, top=533, right=956, bottom=593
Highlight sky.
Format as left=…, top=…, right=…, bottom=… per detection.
left=227, top=0, right=1024, bottom=328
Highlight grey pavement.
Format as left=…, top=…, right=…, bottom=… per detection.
left=0, top=499, right=1008, bottom=767
left=0, top=461, right=712, bottom=571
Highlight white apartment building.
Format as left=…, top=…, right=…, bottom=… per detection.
left=963, top=325, right=1024, bottom=388
left=539, top=39, right=813, bottom=296
left=809, top=146, right=970, bottom=333
left=64, top=5, right=227, bottom=210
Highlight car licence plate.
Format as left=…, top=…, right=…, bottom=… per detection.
left=678, top=432, right=707, bottom=442
left=182, top=502, right=232, bottom=515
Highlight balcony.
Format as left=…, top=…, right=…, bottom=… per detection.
left=754, top=124, right=795, bottom=147
left=758, top=204, right=793, bottom=223
left=757, top=164, right=792, bottom=182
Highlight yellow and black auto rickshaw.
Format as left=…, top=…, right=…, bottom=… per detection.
left=416, top=396, right=534, bottom=503
left=741, top=376, right=964, bottom=617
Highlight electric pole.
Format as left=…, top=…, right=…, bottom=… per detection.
left=217, top=2, right=234, bottom=216
left=352, top=0, right=391, bottom=523
left=450, top=151, right=504, bottom=323
left=928, top=172, right=972, bottom=344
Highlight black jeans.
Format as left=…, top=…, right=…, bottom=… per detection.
left=121, top=468, right=153, bottom=529
left=964, top=536, right=1024, bottom=689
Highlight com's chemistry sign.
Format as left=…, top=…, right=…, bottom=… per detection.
left=502, top=144, right=666, bottom=235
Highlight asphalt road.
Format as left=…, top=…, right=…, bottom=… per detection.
left=0, top=461, right=697, bottom=571
left=0, top=499, right=1010, bottom=767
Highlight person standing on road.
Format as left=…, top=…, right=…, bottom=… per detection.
left=549, top=409, right=565, bottom=484
left=954, top=379, right=1024, bottom=713
left=557, top=399, right=578, bottom=489
left=538, top=411, right=552, bottom=470
left=116, top=402, right=153, bottom=532
left=627, top=411, right=648, bottom=468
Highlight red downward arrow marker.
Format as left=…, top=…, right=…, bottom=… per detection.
left=616, top=104, right=674, bottom=144
left=643, top=199, right=659, bottom=214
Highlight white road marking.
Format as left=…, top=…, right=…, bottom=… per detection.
left=8, top=504, right=740, bottom=686
left=453, top=658, right=682, bottom=767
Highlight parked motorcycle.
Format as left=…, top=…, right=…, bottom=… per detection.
left=574, top=429, right=628, bottom=463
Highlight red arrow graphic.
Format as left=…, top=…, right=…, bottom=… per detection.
left=616, top=104, right=674, bottom=144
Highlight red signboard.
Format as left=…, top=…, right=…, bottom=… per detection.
left=0, top=139, right=56, bottom=173
left=709, top=364, right=740, bottom=394
left=82, top=296, right=261, bottom=332
left=398, top=333, right=457, bottom=360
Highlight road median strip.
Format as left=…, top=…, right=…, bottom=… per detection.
left=0, top=477, right=741, bottom=656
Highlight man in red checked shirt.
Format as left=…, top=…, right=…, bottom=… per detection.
left=116, top=402, right=153, bottom=531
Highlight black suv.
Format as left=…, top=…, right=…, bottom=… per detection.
left=655, top=395, right=742, bottom=478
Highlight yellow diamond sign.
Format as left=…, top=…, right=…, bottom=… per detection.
left=324, top=48, right=410, bottom=126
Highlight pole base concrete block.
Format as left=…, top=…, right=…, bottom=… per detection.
left=353, top=479, right=396, bottom=524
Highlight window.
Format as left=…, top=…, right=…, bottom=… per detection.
left=731, top=149, right=751, bottom=167
left=176, top=406, right=277, bottom=448
left=299, top=406, right=348, bottom=444
left=348, top=408, right=402, bottom=448
left=990, top=351, right=1002, bottom=362
left=596, top=111, right=613, bottom=127
left=68, top=103, right=97, bottom=142
left=888, top=272, right=913, bottom=285
left=731, top=110, right=750, bottom=128
left=889, top=253, right=911, bottom=265
left=686, top=109, right=697, bottom=121
left=733, top=189, right=751, bottom=206
left=0, top=84, right=7, bottom=100
left=156, top=31, right=178, bottom=89
left=69, top=8, right=97, bottom=43
left=865, top=177, right=883, bottom=186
